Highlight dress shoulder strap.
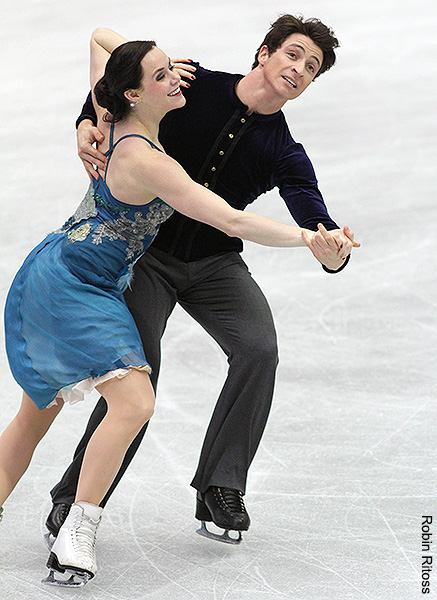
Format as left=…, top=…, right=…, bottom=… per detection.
left=104, top=122, right=163, bottom=181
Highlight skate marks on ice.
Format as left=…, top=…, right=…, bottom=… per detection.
left=1, top=439, right=434, bottom=600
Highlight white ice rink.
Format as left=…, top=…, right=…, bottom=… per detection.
left=1, top=1, right=436, bottom=598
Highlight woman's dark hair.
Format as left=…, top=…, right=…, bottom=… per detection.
left=94, top=40, right=156, bottom=123
left=252, top=14, right=339, bottom=78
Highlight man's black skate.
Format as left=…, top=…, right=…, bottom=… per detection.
left=44, top=503, right=71, bottom=549
left=195, top=486, right=250, bottom=545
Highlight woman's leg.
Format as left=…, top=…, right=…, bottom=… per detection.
left=48, top=248, right=177, bottom=512
left=46, top=371, right=154, bottom=585
left=0, top=392, right=63, bottom=507
left=75, top=369, right=155, bottom=506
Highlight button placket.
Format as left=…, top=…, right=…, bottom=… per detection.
left=198, top=109, right=251, bottom=189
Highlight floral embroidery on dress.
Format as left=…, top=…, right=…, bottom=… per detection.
left=68, top=223, right=92, bottom=243
left=92, top=202, right=173, bottom=261
left=52, top=178, right=173, bottom=265
left=55, top=184, right=98, bottom=234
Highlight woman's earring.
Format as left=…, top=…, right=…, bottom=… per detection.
left=130, top=101, right=137, bottom=108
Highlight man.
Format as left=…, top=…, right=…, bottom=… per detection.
left=45, top=14, right=358, bottom=545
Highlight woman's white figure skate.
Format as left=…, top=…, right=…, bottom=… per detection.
left=42, top=501, right=102, bottom=587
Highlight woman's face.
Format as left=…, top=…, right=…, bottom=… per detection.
left=136, top=46, right=186, bottom=114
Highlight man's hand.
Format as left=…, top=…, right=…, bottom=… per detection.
left=302, top=223, right=360, bottom=271
left=77, top=119, right=107, bottom=180
left=171, top=58, right=197, bottom=88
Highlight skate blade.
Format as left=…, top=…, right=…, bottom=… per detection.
left=196, top=521, right=242, bottom=545
left=42, top=568, right=90, bottom=587
left=43, top=532, right=56, bottom=551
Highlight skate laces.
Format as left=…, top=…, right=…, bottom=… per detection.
left=56, top=504, right=71, bottom=525
left=216, top=488, right=247, bottom=514
left=70, top=510, right=100, bottom=562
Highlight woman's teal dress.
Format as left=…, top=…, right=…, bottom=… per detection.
left=4, top=128, right=173, bottom=409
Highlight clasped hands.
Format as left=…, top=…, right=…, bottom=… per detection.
left=302, top=224, right=360, bottom=271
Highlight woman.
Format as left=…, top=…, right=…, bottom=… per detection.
left=0, top=28, right=357, bottom=587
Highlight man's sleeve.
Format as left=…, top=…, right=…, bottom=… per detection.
left=276, top=141, right=350, bottom=273
left=276, top=142, right=339, bottom=230
left=75, top=92, right=97, bottom=129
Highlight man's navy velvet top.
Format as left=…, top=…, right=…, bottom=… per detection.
left=78, top=63, right=340, bottom=263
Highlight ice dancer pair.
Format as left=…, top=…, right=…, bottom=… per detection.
left=1, top=16, right=358, bottom=587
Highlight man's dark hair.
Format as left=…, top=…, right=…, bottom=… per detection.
left=94, top=40, right=156, bottom=122
left=252, top=14, right=339, bottom=78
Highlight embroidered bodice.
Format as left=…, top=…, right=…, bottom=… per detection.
left=53, top=129, right=173, bottom=291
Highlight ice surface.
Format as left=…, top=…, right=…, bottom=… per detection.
left=0, top=0, right=436, bottom=598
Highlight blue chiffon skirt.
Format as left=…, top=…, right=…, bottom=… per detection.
left=4, top=233, right=150, bottom=410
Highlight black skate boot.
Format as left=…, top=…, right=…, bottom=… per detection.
left=44, top=503, right=71, bottom=549
left=196, top=486, right=250, bottom=545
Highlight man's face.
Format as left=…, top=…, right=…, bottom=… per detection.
left=258, top=33, right=324, bottom=100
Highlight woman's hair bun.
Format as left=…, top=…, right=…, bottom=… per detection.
left=93, top=40, right=156, bottom=123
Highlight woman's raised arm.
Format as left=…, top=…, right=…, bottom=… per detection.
left=90, top=28, right=128, bottom=106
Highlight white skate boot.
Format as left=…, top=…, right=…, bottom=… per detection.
left=42, top=501, right=103, bottom=587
